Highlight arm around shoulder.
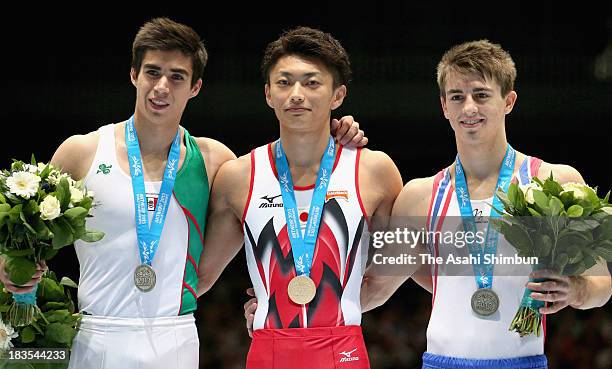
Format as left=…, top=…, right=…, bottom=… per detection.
left=197, top=155, right=249, bottom=297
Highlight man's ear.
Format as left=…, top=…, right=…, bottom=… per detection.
left=189, top=79, right=203, bottom=99
left=440, top=95, right=450, bottom=120
left=330, top=85, right=347, bottom=110
left=264, top=84, right=274, bottom=109
left=504, top=91, right=518, bottom=115
left=130, top=68, right=138, bottom=87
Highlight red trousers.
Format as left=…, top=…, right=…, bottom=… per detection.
left=247, top=325, right=370, bottom=369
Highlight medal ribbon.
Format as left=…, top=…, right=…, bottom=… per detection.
left=454, top=145, right=515, bottom=289
left=126, top=116, right=181, bottom=266
left=276, top=136, right=335, bottom=278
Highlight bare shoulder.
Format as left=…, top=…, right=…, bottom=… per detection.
left=393, top=176, right=436, bottom=217
left=192, top=136, right=237, bottom=184
left=359, top=149, right=401, bottom=182
left=51, top=131, right=99, bottom=180
left=211, top=153, right=252, bottom=209
left=536, top=160, right=585, bottom=185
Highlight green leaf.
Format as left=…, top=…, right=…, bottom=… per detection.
left=19, top=212, right=37, bottom=235
left=568, top=219, right=599, bottom=232
left=43, top=309, right=71, bottom=323
left=63, top=207, right=87, bottom=220
left=80, top=230, right=105, bottom=243
left=501, top=223, right=534, bottom=257
left=54, top=177, right=71, bottom=210
left=532, top=176, right=545, bottom=187
left=20, top=326, right=36, bottom=343
left=59, top=277, right=78, bottom=289
left=38, top=277, right=65, bottom=302
left=42, top=302, right=68, bottom=311
left=595, top=218, right=612, bottom=241
left=543, top=178, right=563, bottom=197
left=0, top=192, right=5, bottom=204
left=553, top=253, right=569, bottom=274
left=563, top=262, right=586, bottom=276
left=533, top=190, right=550, bottom=215
left=79, top=195, right=92, bottom=211
left=40, top=247, right=58, bottom=260
left=45, top=322, right=77, bottom=344
left=535, top=234, right=552, bottom=258
left=527, top=207, right=542, bottom=217
left=23, top=200, right=39, bottom=216
left=566, top=205, right=583, bottom=217
left=4, top=248, right=35, bottom=257
left=5, top=256, right=37, bottom=285
left=508, top=184, right=518, bottom=208
left=48, top=218, right=74, bottom=249
left=582, top=185, right=600, bottom=207
left=594, top=246, right=612, bottom=261
left=567, top=246, right=583, bottom=264
left=549, top=196, right=564, bottom=216
left=30, top=154, right=36, bottom=166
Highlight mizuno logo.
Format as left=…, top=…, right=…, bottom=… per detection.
left=339, top=348, right=359, bottom=363
left=259, top=194, right=283, bottom=208
left=261, top=194, right=281, bottom=203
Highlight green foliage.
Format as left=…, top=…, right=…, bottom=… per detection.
left=496, top=176, right=612, bottom=276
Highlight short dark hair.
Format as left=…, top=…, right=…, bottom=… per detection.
left=261, top=26, right=352, bottom=87
left=132, top=17, right=208, bottom=87
left=437, top=40, right=516, bottom=97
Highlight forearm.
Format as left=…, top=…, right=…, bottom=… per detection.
left=196, top=208, right=244, bottom=297
left=361, top=275, right=408, bottom=312
left=570, top=275, right=612, bottom=310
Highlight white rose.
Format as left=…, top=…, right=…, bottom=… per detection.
left=0, top=319, right=18, bottom=351
left=519, top=182, right=541, bottom=205
left=87, top=190, right=95, bottom=198
left=24, top=164, right=39, bottom=174
left=5, top=171, right=41, bottom=199
left=40, top=195, right=61, bottom=220
left=561, top=182, right=588, bottom=200
left=69, top=186, right=84, bottom=204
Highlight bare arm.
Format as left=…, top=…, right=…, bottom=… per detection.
left=361, top=176, right=434, bottom=312
left=358, top=151, right=412, bottom=312
left=196, top=156, right=249, bottom=297
left=50, top=133, right=99, bottom=180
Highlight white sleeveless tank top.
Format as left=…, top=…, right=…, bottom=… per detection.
left=425, top=156, right=545, bottom=359
left=243, top=143, right=369, bottom=330
left=74, top=124, right=189, bottom=317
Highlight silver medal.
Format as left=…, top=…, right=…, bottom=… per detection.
left=471, top=288, right=499, bottom=316
left=134, top=264, right=156, bottom=292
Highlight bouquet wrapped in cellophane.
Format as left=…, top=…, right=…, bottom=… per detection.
left=492, top=174, right=612, bottom=337
left=0, top=157, right=104, bottom=328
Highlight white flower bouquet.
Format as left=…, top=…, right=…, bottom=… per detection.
left=0, top=157, right=103, bottom=327
left=492, top=174, right=612, bottom=336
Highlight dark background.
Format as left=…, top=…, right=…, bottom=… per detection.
left=3, top=4, right=611, bottom=369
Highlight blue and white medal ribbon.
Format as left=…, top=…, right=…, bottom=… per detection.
left=276, top=136, right=335, bottom=304
left=126, top=116, right=181, bottom=292
left=454, top=145, right=515, bottom=315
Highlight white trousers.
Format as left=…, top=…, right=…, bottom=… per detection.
left=68, top=314, right=199, bottom=369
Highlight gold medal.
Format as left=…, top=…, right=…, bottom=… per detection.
left=134, top=264, right=156, bottom=292
left=287, top=275, right=316, bottom=305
